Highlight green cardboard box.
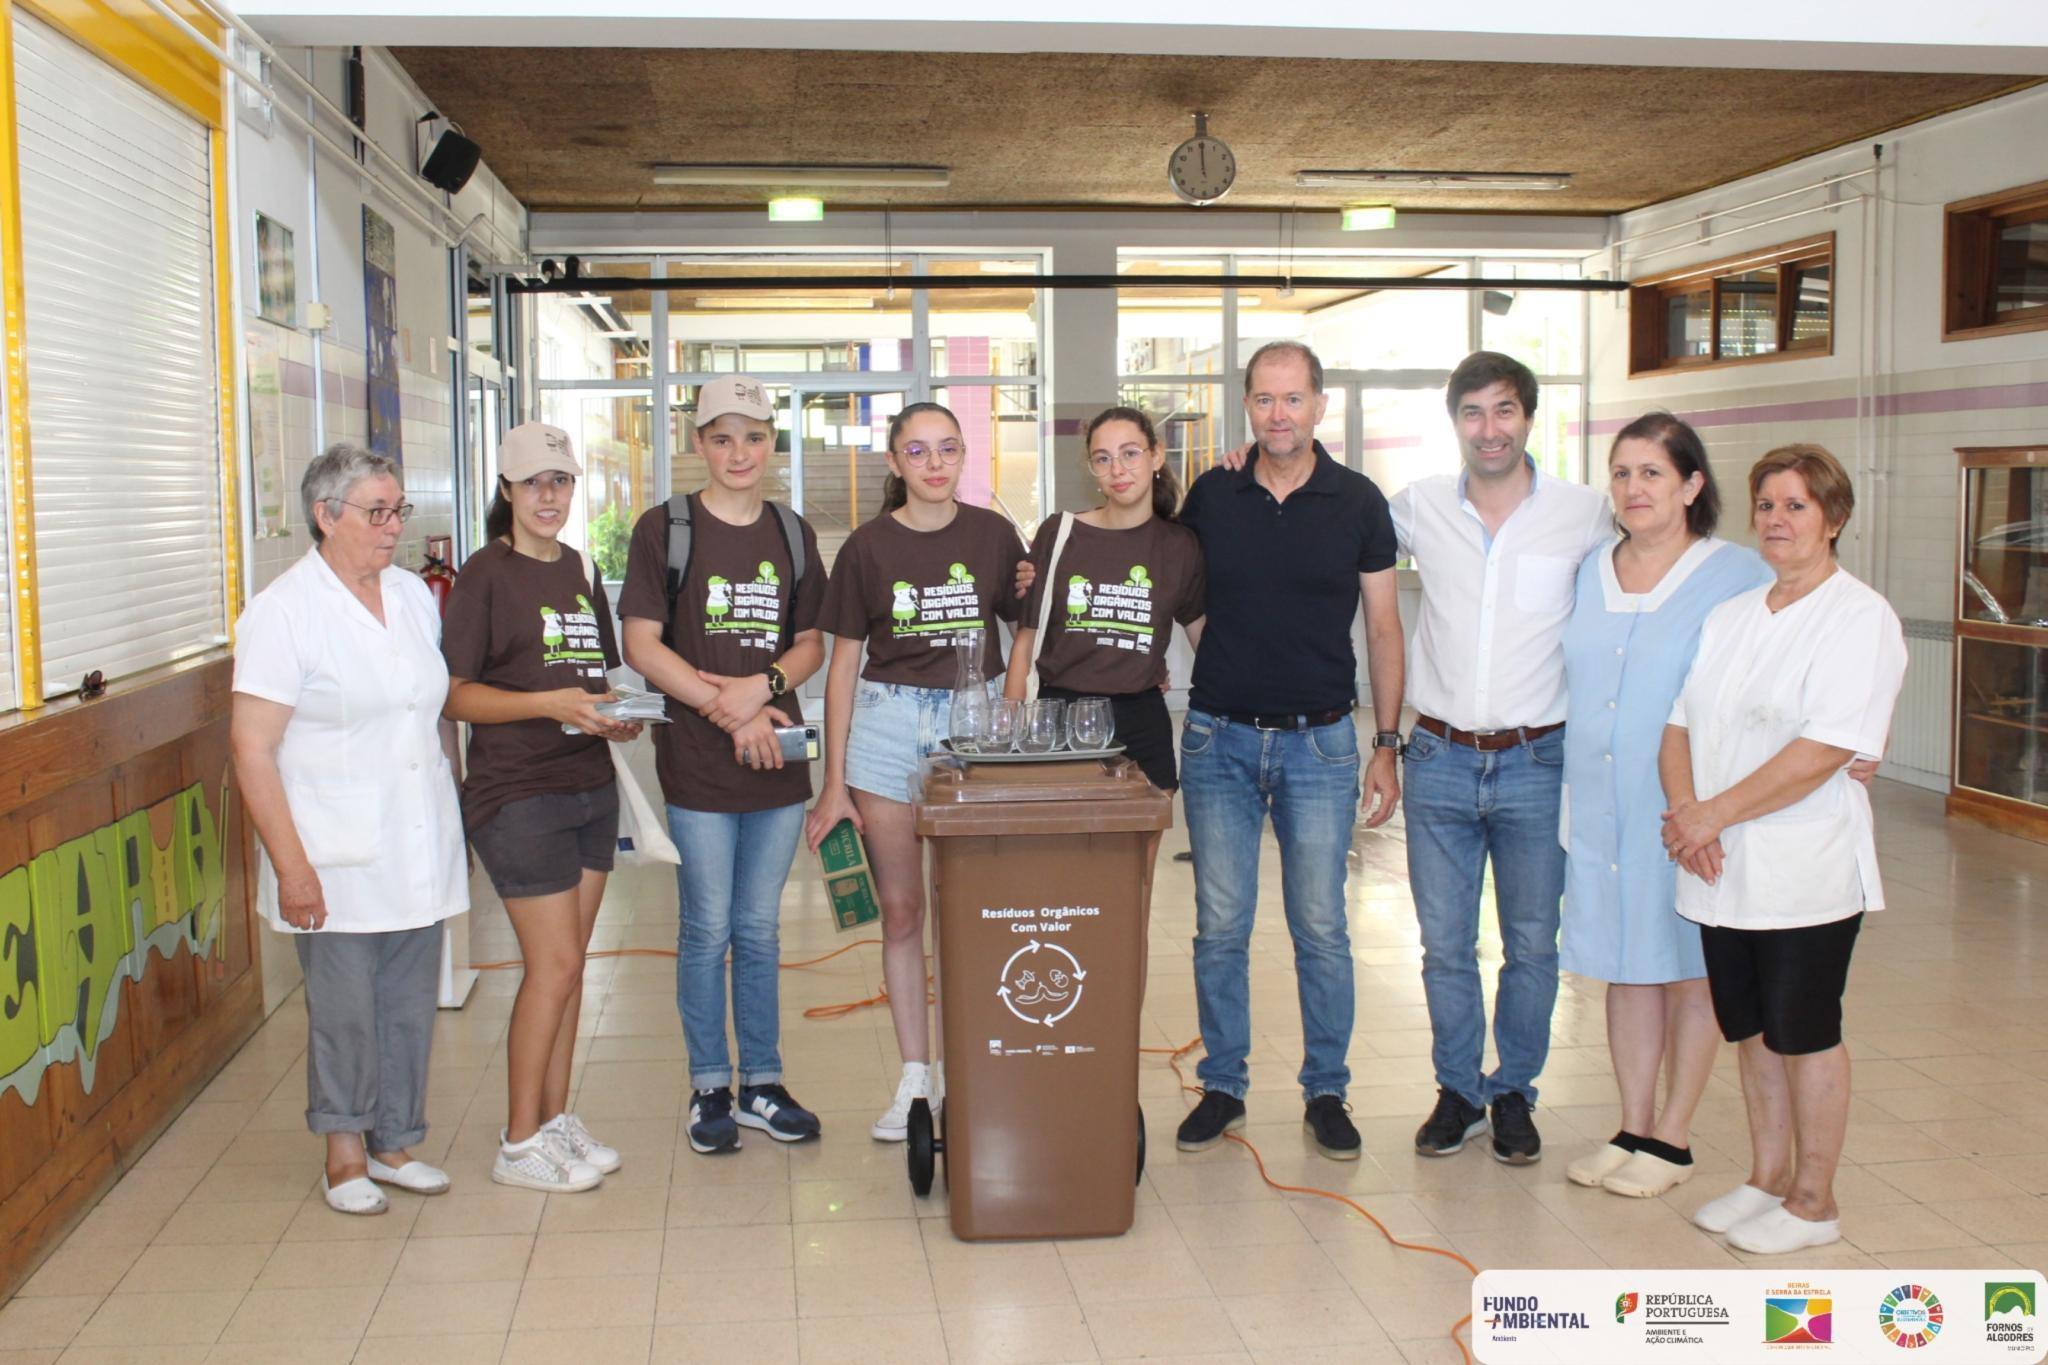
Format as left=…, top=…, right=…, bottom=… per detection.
left=818, top=819, right=881, bottom=932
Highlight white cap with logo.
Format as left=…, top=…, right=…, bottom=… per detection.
left=498, top=422, right=582, bottom=482
left=694, top=375, right=776, bottom=427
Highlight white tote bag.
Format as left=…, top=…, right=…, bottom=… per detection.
left=578, top=551, right=680, bottom=866
left=1023, top=513, right=1076, bottom=704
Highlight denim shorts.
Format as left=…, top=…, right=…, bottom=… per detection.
left=469, top=783, right=619, bottom=899
left=843, top=680, right=950, bottom=804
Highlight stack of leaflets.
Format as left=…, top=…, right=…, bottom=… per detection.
left=559, top=684, right=672, bottom=733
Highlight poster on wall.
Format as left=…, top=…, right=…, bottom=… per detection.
left=254, top=213, right=294, bottom=327
left=362, top=205, right=403, bottom=464
left=244, top=325, right=287, bottom=537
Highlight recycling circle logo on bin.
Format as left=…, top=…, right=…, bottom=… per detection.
left=998, top=940, right=1086, bottom=1027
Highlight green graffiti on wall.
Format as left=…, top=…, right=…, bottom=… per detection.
left=0, top=781, right=226, bottom=1104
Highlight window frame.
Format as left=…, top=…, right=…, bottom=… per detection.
left=1627, top=233, right=1835, bottom=377
left=1943, top=178, right=2048, bottom=342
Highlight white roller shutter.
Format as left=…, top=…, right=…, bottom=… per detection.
left=14, top=12, right=224, bottom=696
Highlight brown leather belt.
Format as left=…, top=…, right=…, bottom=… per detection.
left=1414, top=715, right=1564, bottom=752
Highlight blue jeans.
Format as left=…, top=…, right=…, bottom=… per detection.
left=1181, top=709, right=1360, bottom=1101
left=667, top=802, right=806, bottom=1090
left=1401, top=725, right=1566, bottom=1108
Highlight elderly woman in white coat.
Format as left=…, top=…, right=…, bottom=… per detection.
left=1660, top=443, right=1906, bottom=1256
left=231, top=444, right=470, bottom=1214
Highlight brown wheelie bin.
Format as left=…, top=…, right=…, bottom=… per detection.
left=908, top=755, right=1172, bottom=1240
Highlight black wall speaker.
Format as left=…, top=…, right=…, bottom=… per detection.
left=421, top=129, right=482, bottom=194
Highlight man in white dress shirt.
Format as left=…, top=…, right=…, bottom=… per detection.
left=1392, top=352, right=1611, bottom=1166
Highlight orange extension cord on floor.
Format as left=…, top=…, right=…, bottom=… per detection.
left=473, top=940, right=1482, bottom=1365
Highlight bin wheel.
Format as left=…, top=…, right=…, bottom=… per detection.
left=907, top=1097, right=936, bottom=1197
left=1136, top=1103, right=1147, bottom=1185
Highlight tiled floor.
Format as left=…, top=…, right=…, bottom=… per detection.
left=6, top=778, right=2048, bottom=1363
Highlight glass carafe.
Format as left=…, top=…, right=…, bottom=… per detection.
left=949, top=628, right=991, bottom=753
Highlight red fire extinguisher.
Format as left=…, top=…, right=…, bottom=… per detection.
left=420, top=535, right=457, bottom=616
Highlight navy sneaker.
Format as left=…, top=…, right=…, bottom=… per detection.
left=737, top=1083, right=822, bottom=1143
left=687, top=1087, right=741, bottom=1154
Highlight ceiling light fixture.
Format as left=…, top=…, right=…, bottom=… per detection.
left=767, top=196, right=825, bottom=223
left=653, top=164, right=951, bottom=188
left=1296, top=170, right=1572, bottom=192
left=691, top=296, right=877, bottom=310
left=1341, top=206, right=1398, bottom=232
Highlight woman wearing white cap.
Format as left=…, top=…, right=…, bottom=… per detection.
left=442, top=422, right=641, bottom=1192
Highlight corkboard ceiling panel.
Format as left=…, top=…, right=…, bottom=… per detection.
left=391, top=48, right=2033, bottom=214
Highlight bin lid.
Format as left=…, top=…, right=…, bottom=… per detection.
left=913, top=755, right=1173, bottom=836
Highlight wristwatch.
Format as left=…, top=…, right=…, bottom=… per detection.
left=1372, top=731, right=1404, bottom=755
left=764, top=663, right=788, bottom=698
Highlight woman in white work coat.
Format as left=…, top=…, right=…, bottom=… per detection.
left=1659, top=443, right=1906, bottom=1257
left=231, top=444, right=469, bottom=1216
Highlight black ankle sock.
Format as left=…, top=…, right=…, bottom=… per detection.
left=1610, top=1130, right=1647, bottom=1153
left=1633, top=1135, right=1694, bottom=1166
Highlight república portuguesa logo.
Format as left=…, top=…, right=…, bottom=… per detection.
left=1878, top=1284, right=1943, bottom=1349
left=1986, top=1281, right=2037, bottom=1351
left=1620, top=1289, right=1733, bottom=1347
left=1617, top=1292, right=1640, bottom=1323
left=1765, top=1285, right=1833, bottom=1346
left=1481, top=1294, right=1589, bottom=1340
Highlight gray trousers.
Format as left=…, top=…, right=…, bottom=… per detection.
left=295, top=924, right=440, bottom=1151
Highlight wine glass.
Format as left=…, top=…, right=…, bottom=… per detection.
left=986, top=698, right=1022, bottom=752
left=1069, top=698, right=1114, bottom=751
left=1020, top=698, right=1064, bottom=754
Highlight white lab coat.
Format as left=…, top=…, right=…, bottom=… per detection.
left=232, top=548, right=470, bottom=933
left=1668, top=569, right=1907, bottom=931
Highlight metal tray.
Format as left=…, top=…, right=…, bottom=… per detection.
left=937, top=739, right=1125, bottom=764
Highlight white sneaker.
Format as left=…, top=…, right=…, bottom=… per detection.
left=1692, top=1182, right=1785, bottom=1234
left=545, top=1112, right=622, bottom=1175
left=492, top=1126, right=603, bottom=1193
left=871, top=1063, right=930, bottom=1142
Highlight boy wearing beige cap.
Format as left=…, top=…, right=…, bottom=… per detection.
left=620, top=377, right=829, bottom=1154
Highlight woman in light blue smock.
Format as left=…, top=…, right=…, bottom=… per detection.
left=1559, top=413, right=1769, bottom=1201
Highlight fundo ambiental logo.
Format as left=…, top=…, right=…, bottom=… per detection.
left=1877, top=1284, right=1944, bottom=1349
left=1480, top=1294, right=1590, bottom=1336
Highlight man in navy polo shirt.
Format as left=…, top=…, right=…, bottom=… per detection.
left=1173, top=340, right=1406, bottom=1162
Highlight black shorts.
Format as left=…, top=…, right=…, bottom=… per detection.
left=469, top=783, right=620, bottom=900
left=1041, top=686, right=1176, bottom=792
left=1698, top=914, right=1862, bottom=1056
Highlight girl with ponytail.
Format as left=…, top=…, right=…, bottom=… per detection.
left=1003, top=406, right=1206, bottom=795
left=807, top=401, right=1028, bottom=1143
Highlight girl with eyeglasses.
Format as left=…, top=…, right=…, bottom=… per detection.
left=806, top=401, right=1027, bottom=1141
left=441, top=422, right=639, bottom=1194
left=1005, top=405, right=1205, bottom=794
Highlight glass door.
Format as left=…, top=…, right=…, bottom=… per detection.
left=789, top=386, right=909, bottom=571
left=1323, top=370, right=1455, bottom=500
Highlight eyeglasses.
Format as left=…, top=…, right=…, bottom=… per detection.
left=337, top=500, right=415, bottom=526
left=1088, top=447, right=1150, bottom=473
left=900, top=442, right=966, bottom=467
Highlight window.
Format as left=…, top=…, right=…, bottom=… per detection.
left=1944, top=179, right=2048, bottom=341
left=15, top=11, right=227, bottom=697
left=1628, top=234, right=1834, bottom=375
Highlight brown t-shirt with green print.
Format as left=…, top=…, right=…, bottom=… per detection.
left=1020, top=515, right=1206, bottom=696
left=441, top=540, right=621, bottom=831
left=818, top=504, right=1026, bottom=688
left=617, top=496, right=826, bottom=814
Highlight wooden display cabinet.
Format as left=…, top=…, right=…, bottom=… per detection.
left=1951, top=445, right=2048, bottom=839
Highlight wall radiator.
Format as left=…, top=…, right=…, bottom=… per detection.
left=1884, top=621, right=1953, bottom=792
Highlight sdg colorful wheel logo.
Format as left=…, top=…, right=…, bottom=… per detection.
left=1765, top=1296, right=1833, bottom=1344
left=1878, top=1284, right=1943, bottom=1348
